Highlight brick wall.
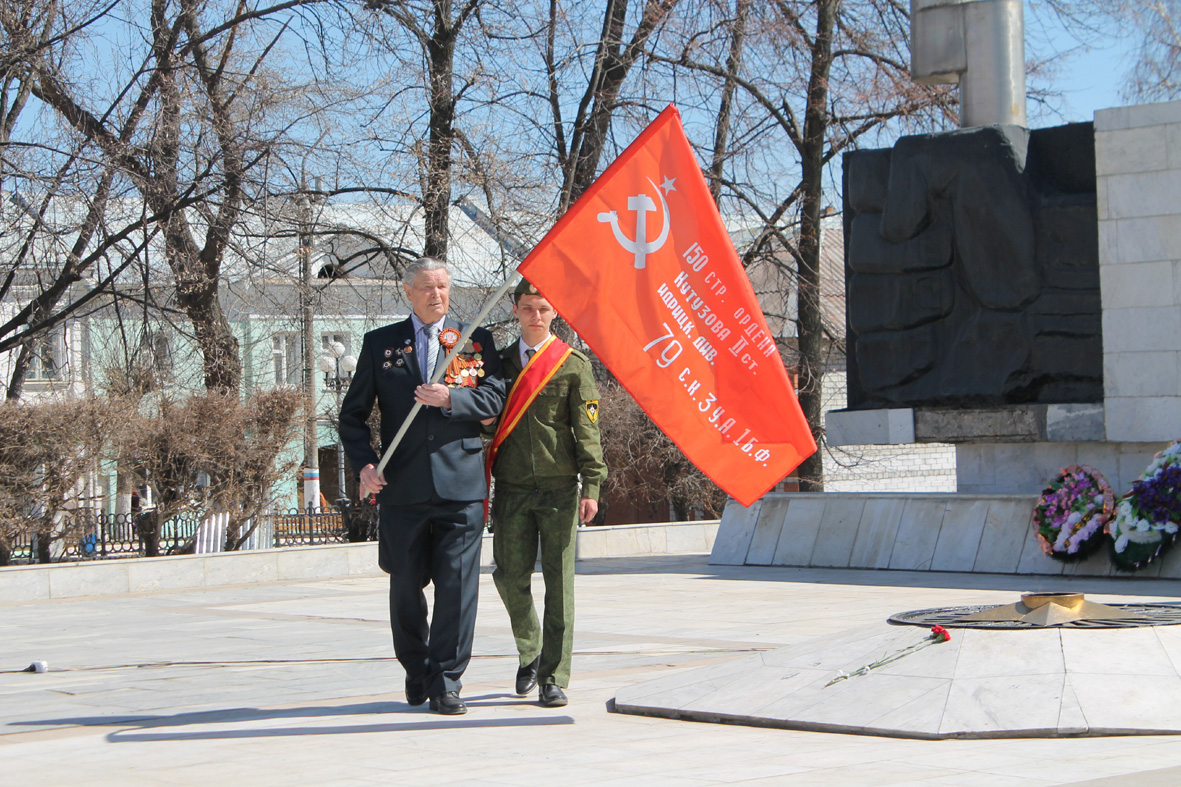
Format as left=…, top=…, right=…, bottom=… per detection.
left=819, top=371, right=956, bottom=493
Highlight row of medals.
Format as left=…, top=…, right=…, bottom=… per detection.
left=382, top=339, right=486, bottom=386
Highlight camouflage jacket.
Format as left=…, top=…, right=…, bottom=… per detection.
left=488, top=340, right=606, bottom=500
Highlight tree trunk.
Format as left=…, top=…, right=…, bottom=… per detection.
left=424, top=11, right=457, bottom=260
left=709, top=0, right=750, bottom=204
left=794, top=0, right=838, bottom=492
left=6, top=343, right=33, bottom=401
left=561, top=0, right=629, bottom=209
left=559, top=0, right=679, bottom=210
left=176, top=274, right=241, bottom=391
left=139, top=509, right=161, bottom=558
left=34, top=525, right=52, bottom=564
left=551, top=0, right=679, bottom=342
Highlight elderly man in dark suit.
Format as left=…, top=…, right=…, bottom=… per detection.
left=339, top=257, right=506, bottom=715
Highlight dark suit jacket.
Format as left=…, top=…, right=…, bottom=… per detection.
left=338, top=316, right=506, bottom=505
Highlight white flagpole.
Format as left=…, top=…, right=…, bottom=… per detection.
left=373, top=273, right=522, bottom=477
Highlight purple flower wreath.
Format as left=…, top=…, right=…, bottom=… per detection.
left=1107, top=441, right=1181, bottom=571
left=1033, top=465, right=1114, bottom=560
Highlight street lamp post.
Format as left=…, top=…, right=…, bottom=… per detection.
left=317, top=340, right=357, bottom=508
left=299, top=182, right=319, bottom=512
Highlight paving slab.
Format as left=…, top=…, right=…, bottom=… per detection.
left=5, top=557, right=1181, bottom=784
left=616, top=620, right=1181, bottom=739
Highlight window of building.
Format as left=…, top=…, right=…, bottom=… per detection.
left=144, top=331, right=173, bottom=376
left=321, top=332, right=350, bottom=356
left=272, top=333, right=301, bottom=385
left=26, top=326, right=66, bottom=381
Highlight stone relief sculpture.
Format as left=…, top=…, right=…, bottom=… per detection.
left=842, top=122, right=1102, bottom=410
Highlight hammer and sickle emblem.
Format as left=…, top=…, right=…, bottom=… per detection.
left=596, top=178, right=671, bottom=269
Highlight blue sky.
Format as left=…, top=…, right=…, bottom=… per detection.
left=1025, top=2, right=1141, bottom=124
left=1054, top=54, right=1128, bottom=122
left=1038, top=42, right=1134, bottom=124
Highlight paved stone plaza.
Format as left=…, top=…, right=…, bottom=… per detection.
left=5, top=554, right=1181, bottom=785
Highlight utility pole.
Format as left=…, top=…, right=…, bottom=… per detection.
left=299, top=178, right=320, bottom=511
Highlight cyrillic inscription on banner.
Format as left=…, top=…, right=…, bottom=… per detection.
left=517, top=104, right=816, bottom=506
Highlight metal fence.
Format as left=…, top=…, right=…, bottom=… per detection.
left=7, top=501, right=380, bottom=564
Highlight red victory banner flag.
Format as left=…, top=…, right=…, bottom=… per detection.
left=517, top=104, right=816, bottom=506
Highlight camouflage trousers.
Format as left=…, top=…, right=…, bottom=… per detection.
left=491, top=482, right=579, bottom=688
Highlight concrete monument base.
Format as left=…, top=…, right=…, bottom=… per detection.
left=710, top=493, right=1181, bottom=578
left=825, top=404, right=1166, bottom=497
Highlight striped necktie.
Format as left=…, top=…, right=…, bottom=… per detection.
left=422, top=323, right=438, bottom=380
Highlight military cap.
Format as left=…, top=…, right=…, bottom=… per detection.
left=514, top=278, right=540, bottom=297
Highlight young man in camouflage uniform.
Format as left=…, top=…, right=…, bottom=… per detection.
left=485, top=279, right=606, bottom=708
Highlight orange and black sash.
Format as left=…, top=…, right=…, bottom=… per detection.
left=485, top=335, right=572, bottom=484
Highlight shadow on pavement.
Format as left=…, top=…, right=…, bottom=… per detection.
left=14, top=698, right=575, bottom=742
left=105, top=715, right=574, bottom=742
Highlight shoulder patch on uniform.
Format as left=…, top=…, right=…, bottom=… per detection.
left=569, top=348, right=591, bottom=363
left=584, top=400, right=599, bottom=423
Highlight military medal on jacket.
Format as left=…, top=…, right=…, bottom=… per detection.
left=438, top=328, right=485, bottom=388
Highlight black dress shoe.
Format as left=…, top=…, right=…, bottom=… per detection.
left=515, top=656, right=540, bottom=696
left=538, top=684, right=567, bottom=708
left=404, top=676, right=428, bottom=707
left=428, top=691, right=467, bottom=715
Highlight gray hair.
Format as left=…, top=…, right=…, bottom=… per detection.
left=402, top=256, right=451, bottom=287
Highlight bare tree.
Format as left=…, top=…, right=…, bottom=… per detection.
left=707, top=0, right=749, bottom=205
left=1042, top=0, right=1181, bottom=103
left=0, top=395, right=119, bottom=564
left=362, top=0, right=486, bottom=258
left=114, top=388, right=303, bottom=556
left=549, top=0, right=681, bottom=210
left=1127, top=1, right=1181, bottom=99
left=596, top=380, right=727, bottom=521
left=6, top=0, right=336, bottom=392
left=0, top=1, right=170, bottom=398
left=185, top=388, right=305, bottom=549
